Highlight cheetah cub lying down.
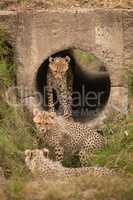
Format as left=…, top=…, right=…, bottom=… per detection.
left=25, top=148, right=113, bottom=180
left=33, top=109, right=105, bottom=165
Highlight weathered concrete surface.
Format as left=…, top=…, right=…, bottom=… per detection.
left=123, top=10, right=133, bottom=70
left=0, top=11, right=17, bottom=43
left=0, top=8, right=132, bottom=123
left=15, top=9, right=125, bottom=91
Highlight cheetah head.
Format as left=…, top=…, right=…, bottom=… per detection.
left=49, top=56, right=70, bottom=79
left=33, top=109, right=56, bottom=134
left=25, top=148, right=49, bottom=170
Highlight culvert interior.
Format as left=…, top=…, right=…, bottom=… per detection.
left=36, top=49, right=111, bottom=122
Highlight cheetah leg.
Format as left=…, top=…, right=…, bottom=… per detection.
left=55, top=146, right=64, bottom=162
left=79, top=141, right=97, bottom=166
left=58, top=83, right=71, bottom=120
left=67, top=87, right=73, bottom=120
left=62, top=91, right=71, bottom=120
left=67, top=70, right=73, bottom=120
left=79, top=136, right=105, bottom=166
left=47, top=82, right=55, bottom=112
left=79, top=149, right=90, bottom=166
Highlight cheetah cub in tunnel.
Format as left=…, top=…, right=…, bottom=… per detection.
left=33, top=109, right=105, bottom=165
left=25, top=148, right=113, bottom=180
left=47, top=56, right=73, bottom=120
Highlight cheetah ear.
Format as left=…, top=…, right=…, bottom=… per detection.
left=42, top=148, right=49, bottom=158
left=33, top=115, right=41, bottom=124
left=25, top=150, right=33, bottom=160
left=33, top=108, right=39, bottom=116
left=65, top=56, right=70, bottom=63
left=49, top=57, right=54, bottom=63
left=50, top=112, right=56, bottom=118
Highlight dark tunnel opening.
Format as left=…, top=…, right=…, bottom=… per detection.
left=36, top=48, right=111, bottom=122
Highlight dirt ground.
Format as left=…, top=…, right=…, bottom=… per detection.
left=0, top=0, right=133, bottom=11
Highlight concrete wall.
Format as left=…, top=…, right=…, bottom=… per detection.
left=0, top=8, right=133, bottom=124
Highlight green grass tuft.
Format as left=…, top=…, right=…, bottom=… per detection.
left=0, top=102, right=38, bottom=178
left=0, top=27, right=16, bottom=87
left=73, top=48, right=98, bottom=65
left=85, top=109, right=133, bottom=175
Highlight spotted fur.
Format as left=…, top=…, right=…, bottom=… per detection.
left=33, top=110, right=105, bottom=165
left=25, top=148, right=113, bottom=180
left=47, top=56, right=73, bottom=120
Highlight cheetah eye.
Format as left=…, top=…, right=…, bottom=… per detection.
left=50, top=115, right=54, bottom=119
left=65, top=56, right=70, bottom=63
left=49, top=57, right=54, bottom=63
left=26, top=151, right=33, bottom=160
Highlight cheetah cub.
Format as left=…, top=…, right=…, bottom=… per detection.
left=25, top=148, right=113, bottom=180
left=47, top=56, right=73, bottom=120
left=33, top=109, right=105, bottom=165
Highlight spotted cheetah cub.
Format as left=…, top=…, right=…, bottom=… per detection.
left=33, top=109, right=105, bottom=165
left=47, top=56, right=73, bottom=120
left=25, top=148, right=113, bottom=180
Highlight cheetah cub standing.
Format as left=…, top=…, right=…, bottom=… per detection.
left=33, top=109, right=105, bottom=165
left=47, top=56, right=73, bottom=120
left=25, top=148, right=113, bottom=180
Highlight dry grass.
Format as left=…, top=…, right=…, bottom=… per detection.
left=23, top=175, right=133, bottom=200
